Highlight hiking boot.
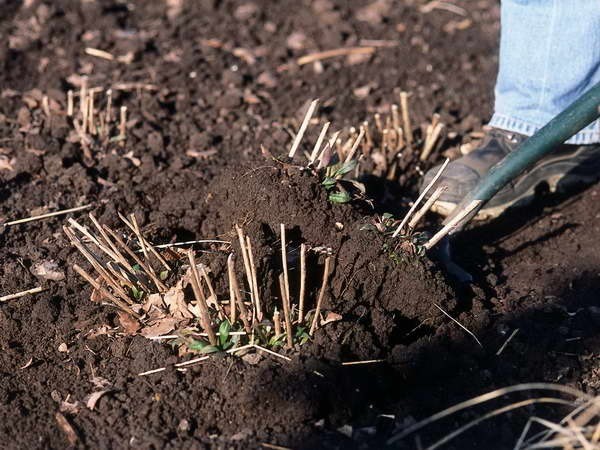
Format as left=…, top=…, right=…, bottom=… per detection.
left=421, top=128, right=600, bottom=219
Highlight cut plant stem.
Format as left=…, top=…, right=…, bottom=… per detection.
left=105, top=89, right=112, bottom=124
left=118, top=212, right=171, bottom=271
left=408, top=185, right=448, bottom=230
left=101, top=225, right=167, bottom=292
left=235, top=225, right=255, bottom=318
left=187, top=250, right=217, bottom=345
left=88, top=90, right=95, bottom=135
left=246, top=236, right=262, bottom=321
left=4, top=204, right=92, bottom=227
left=64, top=226, right=132, bottom=302
left=0, top=286, right=44, bottom=303
left=200, top=265, right=227, bottom=318
left=278, top=274, right=294, bottom=348
left=42, top=95, right=50, bottom=117
left=280, top=224, right=291, bottom=307
left=310, top=256, right=332, bottom=336
left=392, top=158, right=449, bottom=237
left=72, top=264, right=139, bottom=318
left=298, top=243, right=307, bottom=323
left=80, top=76, right=88, bottom=123
left=309, top=121, right=330, bottom=164
left=423, top=199, right=482, bottom=250
left=288, top=99, right=318, bottom=159
left=227, top=254, right=237, bottom=323
left=420, top=122, right=445, bottom=161
left=399, top=91, right=413, bottom=146
left=316, top=130, right=341, bottom=169
left=67, top=90, right=73, bottom=116
left=227, top=254, right=251, bottom=333
left=88, top=213, right=136, bottom=274
left=273, top=308, right=282, bottom=337
left=119, top=106, right=127, bottom=142
left=343, top=127, right=365, bottom=164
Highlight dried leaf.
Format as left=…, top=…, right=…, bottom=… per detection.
left=0, top=155, right=15, bottom=171
left=60, top=399, right=80, bottom=415
left=31, top=260, right=65, bottom=281
left=140, top=317, right=178, bottom=337
left=163, top=286, right=194, bottom=319
left=322, top=311, right=342, bottom=325
left=117, top=311, right=141, bottom=335
left=85, top=389, right=112, bottom=410
left=286, top=31, right=307, bottom=50
left=355, top=0, right=390, bottom=24
left=55, top=412, right=78, bottom=446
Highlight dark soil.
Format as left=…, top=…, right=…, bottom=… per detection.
left=1, top=1, right=598, bottom=449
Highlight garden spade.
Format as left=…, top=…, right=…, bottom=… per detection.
left=429, top=80, right=600, bottom=281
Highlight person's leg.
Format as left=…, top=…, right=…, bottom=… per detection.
left=420, top=0, right=600, bottom=218
left=490, top=0, right=600, bottom=144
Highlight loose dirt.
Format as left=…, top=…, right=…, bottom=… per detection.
left=1, top=1, right=598, bottom=449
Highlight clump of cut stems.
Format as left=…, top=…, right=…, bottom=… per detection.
left=66, top=216, right=337, bottom=363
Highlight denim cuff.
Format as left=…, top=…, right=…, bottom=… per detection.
left=489, top=113, right=600, bottom=145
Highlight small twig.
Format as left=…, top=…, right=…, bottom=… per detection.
left=138, top=344, right=253, bottom=376
left=187, top=250, right=217, bottom=346
left=341, top=359, right=385, bottom=366
left=261, top=443, right=292, bottom=450
left=392, top=159, right=449, bottom=237
left=434, top=303, right=482, bottom=348
left=288, top=99, right=318, bottom=158
left=310, top=256, right=332, bottom=336
left=0, top=286, right=44, bottom=303
left=85, top=47, right=115, bottom=60
left=297, top=46, right=375, bottom=65
left=278, top=274, right=294, bottom=348
left=152, top=239, right=230, bottom=249
left=496, top=328, right=519, bottom=356
left=252, top=344, right=291, bottom=362
left=3, top=204, right=92, bottom=226
left=298, top=243, right=307, bottom=323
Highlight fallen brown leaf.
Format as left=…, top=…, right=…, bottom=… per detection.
left=117, top=311, right=141, bottom=335
left=55, top=412, right=78, bottom=446
left=140, top=317, right=178, bottom=337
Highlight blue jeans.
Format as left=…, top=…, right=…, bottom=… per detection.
left=490, top=0, right=600, bottom=144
